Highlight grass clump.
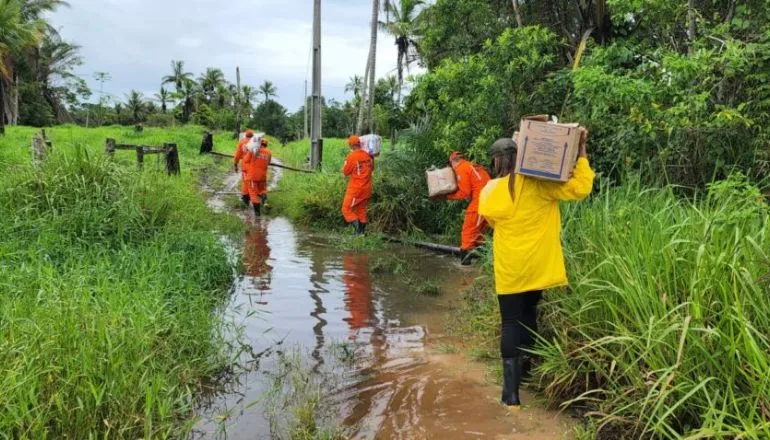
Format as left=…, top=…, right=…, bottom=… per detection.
left=456, top=175, right=770, bottom=439
left=259, top=349, right=348, bottom=440
left=0, top=126, right=240, bottom=437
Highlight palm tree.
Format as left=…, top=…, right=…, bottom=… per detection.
left=242, top=85, right=257, bottom=108
left=154, top=86, right=170, bottom=113
left=35, top=30, right=82, bottom=123
left=0, top=0, right=47, bottom=133
left=125, top=90, right=145, bottom=124
left=379, top=0, right=423, bottom=105
left=215, top=83, right=230, bottom=108
left=172, top=77, right=198, bottom=122
left=198, top=67, right=225, bottom=103
left=258, top=80, right=277, bottom=101
left=162, top=60, right=192, bottom=93
left=360, top=0, right=379, bottom=133
left=345, top=75, right=364, bottom=99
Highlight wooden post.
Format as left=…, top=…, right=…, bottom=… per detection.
left=165, top=143, right=180, bottom=175
left=32, top=135, right=47, bottom=165
left=41, top=129, right=52, bottom=149
left=136, top=146, right=144, bottom=170
left=199, top=131, right=213, bottom=154
left=105, top=138, right=116, bottom=156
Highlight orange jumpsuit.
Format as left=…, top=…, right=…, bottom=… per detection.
left=243, top=146, right=272, bottom=205
left=447, top=159, right=491, bottom=251
left=233, top=139, right=251, bottom=196
left=341, top=149, right=374, bottom=224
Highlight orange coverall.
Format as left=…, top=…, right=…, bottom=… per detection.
left=243, top=146, right=272, bottom=205
left=341, top=149, right=374, bottom=224
left=233, top=139, right=251, bottom=197
left=447, top=159, right=491, bottom=251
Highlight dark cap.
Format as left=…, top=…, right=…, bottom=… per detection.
left=489, top=138, right=518, bottom=158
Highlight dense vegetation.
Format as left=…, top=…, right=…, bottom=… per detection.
left=0, top=125, right=241, bottom=437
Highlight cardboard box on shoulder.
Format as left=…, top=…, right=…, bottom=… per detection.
left=515, top=117, right=582, bottom=182
left=426, top=166, right=458, bottom=197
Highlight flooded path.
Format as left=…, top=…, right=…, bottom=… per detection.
left=195, top=172, right=574, bottom=439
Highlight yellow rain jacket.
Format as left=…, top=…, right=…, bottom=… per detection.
left=478, top=158, right=595, bottom=295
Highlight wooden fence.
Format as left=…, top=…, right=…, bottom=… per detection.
left=105, top=138, right=180, bottom=175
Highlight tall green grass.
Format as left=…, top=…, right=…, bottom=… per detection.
left=0, top=126, right=241, bottom=437
left=456, top=175, right=770, bottom=439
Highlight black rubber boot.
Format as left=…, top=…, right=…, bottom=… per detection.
left=501, top=357, right=522, bottom=409
left=460, top=250, right=473, bottom=266
left=351, top=220, right=361, bottom=234
left=358, top=222, right=367, bottom=235
left=260, top=194, right=267, bottom=206
left=253, top=203, right=261, bottom=217
left=241, top=194, right=251, bottom=208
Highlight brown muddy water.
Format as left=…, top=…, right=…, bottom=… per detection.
left=195, top=173, right=574, bottom=440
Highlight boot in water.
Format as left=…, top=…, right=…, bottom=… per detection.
left=501, top=357, right=523, bottom=410
left=351, top=220, right=362, bottom=235
left=460, top=250, right=473, bottom=266
left=241, top=194, right=251, bottom=209
left=253, top=203, right=261, bottom=217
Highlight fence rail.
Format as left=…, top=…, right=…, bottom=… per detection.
left=105, top=138, right=180, bottom=175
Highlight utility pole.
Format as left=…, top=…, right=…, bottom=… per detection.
left=310, top=0, right=323, bottom=169
left=304, top=79, right=309, bottom=139
left=235, top=66, right=242, bottom=135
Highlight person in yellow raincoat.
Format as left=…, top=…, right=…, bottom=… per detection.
left=478, top=129, right=595, bottom=410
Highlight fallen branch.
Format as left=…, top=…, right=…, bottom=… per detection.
left=383, top=236, right=461, bottom=256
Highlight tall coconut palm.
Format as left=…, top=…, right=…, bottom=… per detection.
left=125, top=90, right=145, bottom=124
left=215, top=83, right=230, bottom=108
left=241, top=85, right=257, bottom=108
left=173, top=77, right=199, bottom=122
left=198, top=67, right=224, bottom=103
left=162, top=60, right=192, bottom=93
left=379, top=0, right=423, bottom=105
left=154, top=86, right=170, bottom=113
left=0, top=0, right=46, bottom=133
left=35, top=30, right=82, bottom=123
left=357, top=0, right=379, bottom=134
left=345, top=75, right=364, bottom=99
left=258, top=80, right=277, bottom=102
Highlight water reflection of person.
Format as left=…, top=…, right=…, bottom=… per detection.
left=242, top=219, right=273, bottom=293
left=342, top=253, right=374, bottom=334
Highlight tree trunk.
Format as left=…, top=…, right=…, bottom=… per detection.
left=511, top=0, right=523, bottom=27
left=12, top=74, right=19, bottom=125
left=367, top=0, right=379, bottom=134
left=356, top=45, right=372, bottom=134
left=687, top=0, right=696, bottom=44
left=0, top=78, right=5, bottom=135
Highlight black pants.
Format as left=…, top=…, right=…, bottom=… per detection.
left=498, top=291, right=542, bottom=358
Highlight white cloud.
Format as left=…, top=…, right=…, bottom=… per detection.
left=52, top=0, right=418, bottom=111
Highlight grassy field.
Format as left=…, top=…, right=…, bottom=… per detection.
left=0, top=125, right=244, bottom=438
left=455, top=176, right=770, bottom=439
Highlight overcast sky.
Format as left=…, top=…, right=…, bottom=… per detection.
left=50, top=0, right=411, bottom=112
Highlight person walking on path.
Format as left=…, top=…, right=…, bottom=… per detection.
left=341, top=135, right=374, bottom=235
left=243, top=136, right=272, bottom=217
left=478, top=129, right=595, bottom=410
left=234, top=129, right=255, bottom=208
left=434, top=152, right=491, bottom=265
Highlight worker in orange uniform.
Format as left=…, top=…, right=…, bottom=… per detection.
left=341, top=135, right=374, bottom=235
left=233, top=130, right=255, bottom=208
left=435, top=152, right=491, bottom=265
left=243, top=137, right=272, bottom=217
